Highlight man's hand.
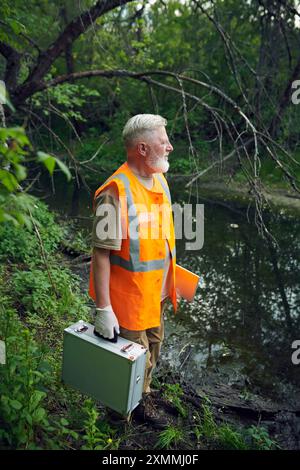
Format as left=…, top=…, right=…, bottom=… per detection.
left=94, top=305, right=120, bottom=340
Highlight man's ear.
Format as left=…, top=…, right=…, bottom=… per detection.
left=137, top=142, right=147, bottom=156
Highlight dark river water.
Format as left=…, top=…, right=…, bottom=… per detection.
left=36, top=175, right=300, bottom=405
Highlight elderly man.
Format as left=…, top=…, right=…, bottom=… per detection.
left=89, top=114, right=177, bottom=428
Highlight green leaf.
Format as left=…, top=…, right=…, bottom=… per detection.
left=0, top=169, right=19, bottom=192
left=0, top=212, right=19, bottom=226
left=12, top=211, right=26, bottom=226
left=37, top=151, right=56, bottom=175
left=45, top=425, right=56, bottom=432
left=70, top=430, right=79, bottom=439
left=54, top=157, right=72, bottom=181
left=0, top=127, right=27, bottom=142
left=13, top=163, right=27, bottom=181
left=10, top=399, right=23, bottom=410
left=37, top=152, right=72, bottom=181
left=60, top=417, right=69, bottom=427
left=22, top=213, right=33, bottom=231
left=29, top=390, right=47, bottom=411
left=32, top=407, right=46, bottom=423
left=18, top=431, right=28, bottom=444
left=9, top=19, right=26, bottom=35
left=25, top=413, right=33, bottom=425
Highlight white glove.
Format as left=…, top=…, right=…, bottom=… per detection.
left=94, top=305, right=120, bottom=340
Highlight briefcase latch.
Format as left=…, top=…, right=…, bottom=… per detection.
left=74, top=322, right=89, bottom=333
left=120, top=343, right=134, bottom=354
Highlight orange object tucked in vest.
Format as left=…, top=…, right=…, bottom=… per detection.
left=89, top=162, right=177, bottom=330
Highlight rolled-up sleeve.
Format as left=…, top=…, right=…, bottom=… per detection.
left=92, top=191, right=122, bottom=251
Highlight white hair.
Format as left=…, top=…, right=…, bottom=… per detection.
left=122, top=114, right=167, bottom=148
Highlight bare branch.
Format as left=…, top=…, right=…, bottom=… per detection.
left=185, top=139, right=254, bottom=188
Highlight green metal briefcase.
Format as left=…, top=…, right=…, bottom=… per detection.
left=62, top=320, right=147, bottom=415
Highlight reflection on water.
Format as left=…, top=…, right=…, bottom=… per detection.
left=36, top=175, right=300, bottom=402
left=164, top=187, right=300, bottom=403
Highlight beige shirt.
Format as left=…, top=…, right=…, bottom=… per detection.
left=92, top=173, right=172, bottom=300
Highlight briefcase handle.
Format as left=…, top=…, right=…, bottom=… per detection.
left=93, top=328, right=119, bottom=343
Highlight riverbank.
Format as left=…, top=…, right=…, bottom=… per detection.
left=167, top=176, right=300, bottom=216
left=199, top=182, right=300, bottom=215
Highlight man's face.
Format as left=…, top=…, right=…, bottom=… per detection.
left=143, top=126, right=174, bottom=174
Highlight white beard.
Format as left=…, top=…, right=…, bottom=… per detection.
left=146, top=154, right=169, bottom=173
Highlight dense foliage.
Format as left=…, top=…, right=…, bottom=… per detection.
left=0, top=0, right=299, bottom=185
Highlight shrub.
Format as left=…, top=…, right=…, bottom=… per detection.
left=0, top=306, right=52, bottom=449
left=0, top=198, right=65, bottom=264
left=11, top=266, right=89, bottom=322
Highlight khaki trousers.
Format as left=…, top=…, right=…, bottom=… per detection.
left=119, top=300, right=167, bottom=394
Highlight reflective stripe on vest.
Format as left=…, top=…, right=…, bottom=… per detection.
left=102, top=172, right=175, bottom=272
left=156, top=174, right=171, bottom=204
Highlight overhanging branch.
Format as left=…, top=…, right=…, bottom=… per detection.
left=12, top=0, right=135, bottom=105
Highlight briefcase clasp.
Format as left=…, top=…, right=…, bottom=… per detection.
left=121, top=343, right=134, bottom=354
left=75, top=323, right=88, bottom=333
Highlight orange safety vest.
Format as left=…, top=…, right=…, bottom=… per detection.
left=89, top=162, right=177, bottom=330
